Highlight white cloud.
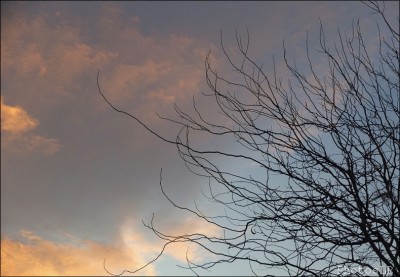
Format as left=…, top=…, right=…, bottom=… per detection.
left=120, top=215, right=220, bottom=268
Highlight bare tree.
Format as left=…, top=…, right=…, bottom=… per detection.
left=98, top=1, right=399, bottom=276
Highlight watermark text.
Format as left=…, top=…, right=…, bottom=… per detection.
left=337, top=265, right=392, bottom=276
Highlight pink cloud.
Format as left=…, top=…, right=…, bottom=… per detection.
left=1, top=3, right=221, bottom=127
left=1, top=12, right=117, bottom=104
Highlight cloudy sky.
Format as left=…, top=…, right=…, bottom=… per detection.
left=1, top=1, right=398, bottom=276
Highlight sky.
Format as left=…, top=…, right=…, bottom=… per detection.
left=1, top=1, right=399, bottom=276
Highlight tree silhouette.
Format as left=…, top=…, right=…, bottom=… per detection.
left=98, top=1, right=399, bottom=276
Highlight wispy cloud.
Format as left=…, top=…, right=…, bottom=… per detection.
left=1, top=11, right=116, bottom=105
left=88, top=3, right=222, bottom=121
left=1, top=2, right=218, bottom=123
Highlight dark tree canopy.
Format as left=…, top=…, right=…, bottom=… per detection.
left=98, top=1, right=399, bottom=276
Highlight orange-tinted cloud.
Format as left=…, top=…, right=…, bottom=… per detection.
left=1, top=97, right=38, bottom=134
left=1, top=230, right=156, bottom=276
left=1, top=98, right=60, bottom=156
left=0, top=218, right=217, bottom=277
